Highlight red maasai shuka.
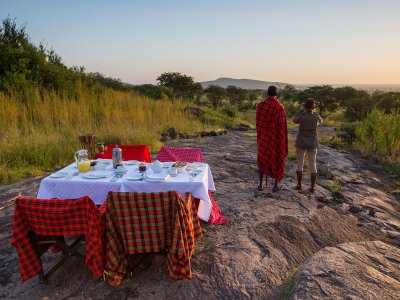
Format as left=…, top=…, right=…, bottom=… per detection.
left=157, top=146, right=228, bottom=225
left=102, top=144, right=151, bottom=162
left=11, top=196, right=105, bottom=281
left=256, top=96, right=288, bottom=182
left=104, top=191, right=202, bottom=286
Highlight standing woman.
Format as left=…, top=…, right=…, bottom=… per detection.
left=256, top=86, right=288, bottom=192
left=293, top=98, right=323, bottom=192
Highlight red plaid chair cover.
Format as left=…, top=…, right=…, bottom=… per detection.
left=157, top=146, right=203, bottom=163
left=102, top=144, right=151, bottom=162
left=104, top=191, right=202, bottom=286
left=157, top=146, right=228, bottom=225
left=11, top=196, right=104, bottom=281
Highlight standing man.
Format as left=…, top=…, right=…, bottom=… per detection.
left=256, top=86, right=288, bottom=191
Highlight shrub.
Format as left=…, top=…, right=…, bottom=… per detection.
left=355, top=109, right=400, bottom=160
left=221, top=105, right=238, bottom=119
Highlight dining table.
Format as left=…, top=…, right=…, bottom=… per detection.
left=37, top=160, right=216, bottom=222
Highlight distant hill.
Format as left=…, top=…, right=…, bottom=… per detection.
left=201, top=77, right=289, bottom=90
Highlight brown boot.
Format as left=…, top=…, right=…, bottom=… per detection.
left=296, top=171, right=302, bottom=190
left=309, top=173, right=317, bottom=192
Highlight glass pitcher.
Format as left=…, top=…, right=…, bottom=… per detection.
left=75, top=149, right=90, bottom=173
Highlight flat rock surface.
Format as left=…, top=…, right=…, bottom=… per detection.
left=290, top=241, right=400, bottom=300
left=0, top=130, right=399, bottom=299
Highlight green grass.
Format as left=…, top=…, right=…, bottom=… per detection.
left=242, top=133, right=257, bottom=138
left=283, top=268, right=299, bottom=300
left=323, top=179, right=341, bottom=193
left=391, top=189, right=400, bottom=195
left=0, top=86, right=252, bottom=184
left=287, top=135, right=296, bottom=161
left=249, top=164, right=258, bottom=172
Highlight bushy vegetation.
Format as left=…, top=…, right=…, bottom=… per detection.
left=0, top=18, right=250, bottom=184
left=0, top=17, right=126, bottom=95
left=355, top=109, right=400, bottom=160
left=0, top=85, right=214, bottom=183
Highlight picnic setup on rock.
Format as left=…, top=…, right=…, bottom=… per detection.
left=11, top=144, right=228, bottom=287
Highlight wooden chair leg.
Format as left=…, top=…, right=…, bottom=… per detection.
left=30, top=233, right=86, bottom=282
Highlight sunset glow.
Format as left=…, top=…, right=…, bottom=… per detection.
left=2, top=0, right=399, bottom=85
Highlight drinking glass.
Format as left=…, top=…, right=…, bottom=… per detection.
left=138, top=163, right=146, bottom=179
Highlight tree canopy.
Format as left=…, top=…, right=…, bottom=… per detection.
left=156, top=72, right=198, bottom=100
left=205, top=85, right=226, bottom=108
left=0, top=17, right=125, bottom=95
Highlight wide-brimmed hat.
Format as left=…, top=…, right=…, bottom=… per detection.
left=304, top=98, right=316, bottom=109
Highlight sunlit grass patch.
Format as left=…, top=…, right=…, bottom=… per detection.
left=287, top=135, right=296, bottom=161
left=242, top=133, right=257, bottom=138
left=249, top=164, right=258, bottom=172
left=0, top=85, right=252, bottom=184
left=283, top=267, right=299, bottom=300
left=391, top=189, right=400, bottom=195
left=323, top=179, right=341, bottom=193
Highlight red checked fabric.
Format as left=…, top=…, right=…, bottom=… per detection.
left=157, top=146, right=203, bottom=163
left=104, top=191, right=202, bottom=286
left=11, top=196, right=104, bottom=281
left=102, top=144, right=151, bottom=162
left=256, top=96, right=288, bottom=182
left=157, top=146, right=228, bottom=225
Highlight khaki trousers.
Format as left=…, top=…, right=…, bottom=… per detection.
left=296, top=148, right=317, bottom=173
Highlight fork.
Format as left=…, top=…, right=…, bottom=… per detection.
left=110, top=174, right=123, bottom=182
left=66, top=171, right=79, bottom=180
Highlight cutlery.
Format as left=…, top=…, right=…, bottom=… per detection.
left=65, top=171, right=79, bottom=180
left=110, top=173, right=123, bottom=182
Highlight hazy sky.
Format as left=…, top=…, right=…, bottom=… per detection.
left=2, top=0, right=400, bottom=85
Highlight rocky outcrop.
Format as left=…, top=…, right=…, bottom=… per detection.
left=1, top=130, right=399, bottom=299
left=290, top=241, right=400, bottom=300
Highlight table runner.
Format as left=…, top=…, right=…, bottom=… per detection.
left=11, top=196, right=104, bottom=281
left=104, top=191, right=202, bottom=286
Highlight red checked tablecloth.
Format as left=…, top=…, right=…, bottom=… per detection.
left=102, top=144, right=151, bottom=162
left=157, top=146, right=228, bottom=224
left=11, top=196, right=104, bottom=281
left=104, top=191, right=202, bottom=286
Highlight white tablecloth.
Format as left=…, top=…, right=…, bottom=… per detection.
left=37, top=161, right=216, bottom=221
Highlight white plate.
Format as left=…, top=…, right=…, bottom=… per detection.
left=145, top=174, right=170, bottom=182
left=126, top=174, right=142, bottom=181
left=50, top=172, right=69, bottom=178
left=124, top=160, right=139, bottom=165
left=191, top=169, right=202, bottom=175
left=193, top=162, right=204, bottom=167
left=162, top=162, right=174, bottom=167
left=82, top=171, right=112, bottom=179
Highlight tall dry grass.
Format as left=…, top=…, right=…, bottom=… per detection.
left=0, top=84, right=208, bottom=183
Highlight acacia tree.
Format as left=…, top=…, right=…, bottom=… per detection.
left=226, top=85, right=247, bottom=107
left=190, top=82, right=203, bottom=102
left=281, top=84, right=298, bottom=101
left=156, top=72, right=196, bottom=99
left=205, top=85, right=226, bottom=108
left=297, top=85, right=338, bottom=117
